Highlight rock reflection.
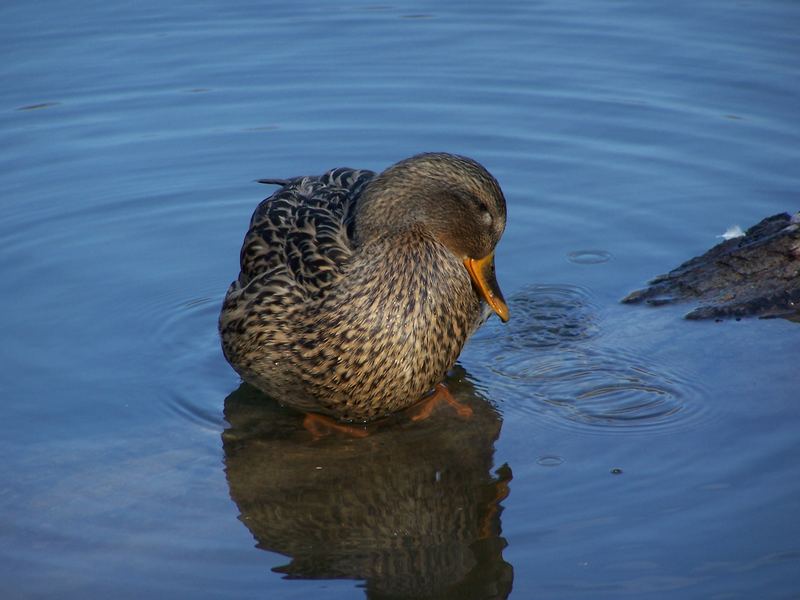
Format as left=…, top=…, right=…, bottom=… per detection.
left=222, top=368, right=513, bottom=599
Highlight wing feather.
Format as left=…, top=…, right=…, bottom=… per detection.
left=236, top=168, right=375, bottom=302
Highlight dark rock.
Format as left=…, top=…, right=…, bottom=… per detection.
left=623, top=212, right=800, bottom=320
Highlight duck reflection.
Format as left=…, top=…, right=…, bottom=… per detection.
left=222, top=366, right=513, bottom=599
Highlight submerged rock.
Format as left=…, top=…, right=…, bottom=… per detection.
left=623, top=212, right=800, bottom=320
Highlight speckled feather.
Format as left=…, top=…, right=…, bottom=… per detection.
left=219, top=154, right=506, bottom=421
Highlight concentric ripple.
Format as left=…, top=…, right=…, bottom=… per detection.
left=491, top=344, right=709, bottom=435
left=151, top=293, right=229, bottom=431
left=469, top=284, right=709, bottom=436
left=471, top=284, right=600, bottom=350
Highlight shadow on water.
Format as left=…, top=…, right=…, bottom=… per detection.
left=221, top=366, right=513, bottom=600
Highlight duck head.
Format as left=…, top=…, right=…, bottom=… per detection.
left=357, top=153, right=510, bottom=322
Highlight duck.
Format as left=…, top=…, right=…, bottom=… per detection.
left=219, top=153, right=509, bottom=422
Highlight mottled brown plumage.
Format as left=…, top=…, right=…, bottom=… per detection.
left=219, top=153, right=509, bottom=421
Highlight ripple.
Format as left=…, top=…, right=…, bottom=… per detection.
left=16, top=101, right=60, bottom=111
left=536, top=455, right=565, bottom=467
left=471, top=284, right=600, bottom=351
left=163, top=387, right=225, bottom=430
left=149, top=292, right=229, bottom=431
left=491, top=345, right=709, bottom=436
left=468, top=284, right=710, bottom=436
left=567, top=249, right=613, bottom=264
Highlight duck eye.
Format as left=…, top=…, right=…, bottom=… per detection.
left=479, top=205, right=493, bottom=226
left=478, top=201, right=489, bottom=213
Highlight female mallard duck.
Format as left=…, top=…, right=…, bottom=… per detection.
left=219, top=153, right=509, bottom=422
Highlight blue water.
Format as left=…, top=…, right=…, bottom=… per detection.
left=2, top=0, right=799, bottom=598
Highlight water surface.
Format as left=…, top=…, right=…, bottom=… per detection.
left=1, top=1, right=799, bottom=598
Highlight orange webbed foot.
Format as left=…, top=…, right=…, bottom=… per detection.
left=409, top=383, right=474, bottom=422
left=303, top=413, right=370, bottom=439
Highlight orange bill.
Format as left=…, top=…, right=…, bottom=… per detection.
left=463, top=253, right=510, bottom=322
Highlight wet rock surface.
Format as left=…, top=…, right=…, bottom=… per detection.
left=623, top=212, right=800, bottom=320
